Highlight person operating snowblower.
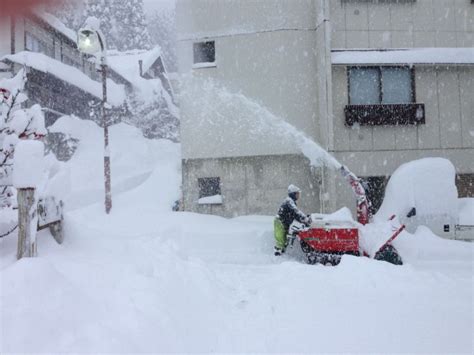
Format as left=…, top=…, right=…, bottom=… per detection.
left=274, top=184, right=311, bottom=256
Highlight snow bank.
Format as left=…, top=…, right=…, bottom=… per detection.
left=376, top=158, right=458, bottom=222
left=12, top=140, right=44, bottom=188
left=1, top=258, right=126, bottom=352
left=48, top=115, right=181, bottom=211
left=395, top=225, right=473, bottom=264
left=2, top=52, right=125, bottom=106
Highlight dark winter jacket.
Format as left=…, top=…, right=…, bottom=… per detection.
left=277, top=195, right=309, bottom=230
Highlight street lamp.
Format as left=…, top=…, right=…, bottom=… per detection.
left=77, top=17, right=112, bottom=214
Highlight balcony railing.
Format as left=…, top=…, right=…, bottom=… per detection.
left=344, top=103, right=425, bottom=126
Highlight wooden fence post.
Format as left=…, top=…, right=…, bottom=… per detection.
left=17, top=187, right=37, bottom=259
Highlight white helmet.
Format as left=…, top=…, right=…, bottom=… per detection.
left=288, top=184, right=301, bottom=194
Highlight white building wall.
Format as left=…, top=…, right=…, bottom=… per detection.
left=179, top=30, right=322, bottom=160
left=331, top=65, right=474, bottom=153
left=330, top=0, right=474, bottom=49
left=177, top=0, right=326, bottom=160
left=327, top=0, right=474, bottom=214
left=177, top=0, right=474, bottom=217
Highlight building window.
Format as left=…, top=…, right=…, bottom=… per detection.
left=25, top=32, right=50, bottom=56
left=345, top=66, right=424, bottom=126
left=193, top=41, right=215, bottom=66
left=349, top=66, right=413, bottom=105
left=198, top=177, right=221, bottom=198
left=456, top=174, right=474, bottom=198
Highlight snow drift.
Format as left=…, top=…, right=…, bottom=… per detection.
left=376, top=157, right=458, bottom=221
left=47, top=115, right=181, bottom=211
left=376, top=158, right=460, bottom=237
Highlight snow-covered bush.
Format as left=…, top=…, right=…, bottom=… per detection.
left=0, top=69, right=46, bottom=235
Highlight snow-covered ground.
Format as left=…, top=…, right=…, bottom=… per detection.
left=1, top=119, right=473, bottom=353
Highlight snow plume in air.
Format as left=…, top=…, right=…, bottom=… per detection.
left=179, top=76, right=342, bottom=169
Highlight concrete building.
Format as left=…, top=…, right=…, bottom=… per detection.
left=177, top=0, right=474, bottom=218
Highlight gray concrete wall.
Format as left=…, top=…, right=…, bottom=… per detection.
left=330, top=0, right=474, bottom=49
left=182, top=154, right=322, bottom=217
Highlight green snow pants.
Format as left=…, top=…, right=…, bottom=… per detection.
left=274, top=218, right=288, bottom=250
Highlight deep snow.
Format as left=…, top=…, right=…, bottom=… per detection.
left=1, top=119, right=473, bottom=353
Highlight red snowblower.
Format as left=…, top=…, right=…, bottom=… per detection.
left=292, top=166, right=405, bottom=265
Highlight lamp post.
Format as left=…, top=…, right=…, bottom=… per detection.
left=77, top=17, right=112, bottom=214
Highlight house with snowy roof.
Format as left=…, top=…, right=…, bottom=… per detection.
left=177, top=0, right=474, bottom=218
left=106, top=47, right=176, bottom=106
left=0, top=10, right=177, bottom=140
left=0, top=9, right=127, bottom=126
left=106, top=47, right=179, bottom=141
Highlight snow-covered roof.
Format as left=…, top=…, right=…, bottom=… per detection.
left=332, top=48, right=474, bottom=66
left=2, top=51, right=126, bottom=106
left=107, top=46, right=163, bottom=83
left=31, top=9, right=77, bottom=44
left=105, top=46, right=178, bottom=115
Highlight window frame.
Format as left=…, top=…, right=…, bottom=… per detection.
left=347, top=65, right=416, bottom=106
left=192, top=41, right=216, bottom=69
left=198, top=177, right=221, bottom=199
left=25, top=32, right=47, bottom=54
left=345, top=65, right=424, bottom=126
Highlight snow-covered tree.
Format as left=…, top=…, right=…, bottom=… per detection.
left=48, top=0, right=85, bottom=31
left=148, top=7, right=177, bottom=72
left=83, top=0, right=117, bottom=49
left=0, top=70, right=46, bottom=207
left=114, top=0, right=152, bottom=51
